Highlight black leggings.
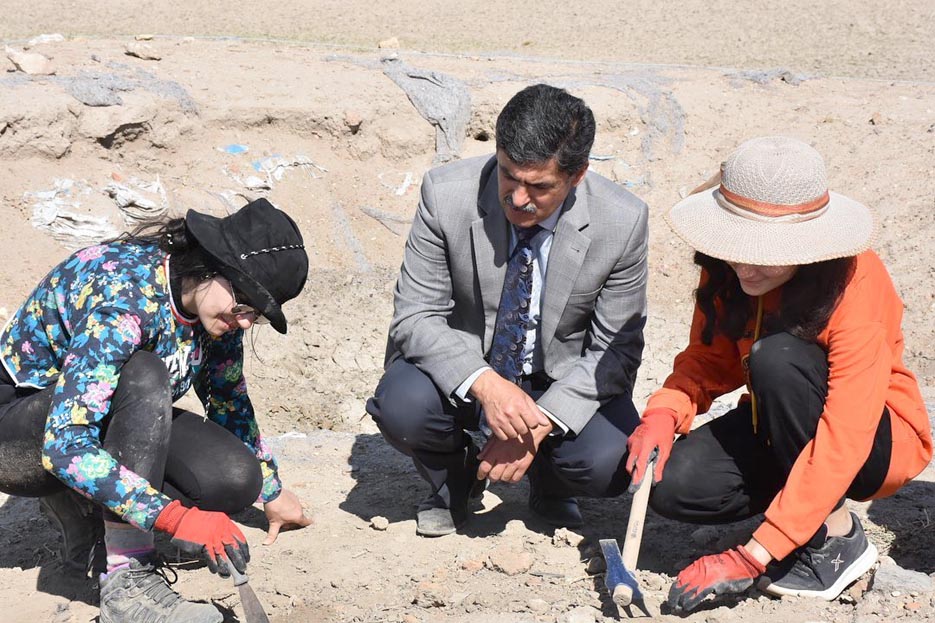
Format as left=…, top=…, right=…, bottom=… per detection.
left=0, top=351, right=262, bottom=515
left=650, top=332, right=892, bottom=524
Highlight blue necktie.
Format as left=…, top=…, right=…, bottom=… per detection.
left=488, top=225, right=540, bottom=383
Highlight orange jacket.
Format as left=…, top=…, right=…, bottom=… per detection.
left=647, top=250, right=932, bottom=559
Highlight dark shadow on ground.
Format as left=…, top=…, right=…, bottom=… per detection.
left=867, top=480, right=935, bottom=573
left=0, top=494, right=98, bottom=606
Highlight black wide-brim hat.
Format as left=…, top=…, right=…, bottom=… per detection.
left=185, top=198, right=308, bottom=334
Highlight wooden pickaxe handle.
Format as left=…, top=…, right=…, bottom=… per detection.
left=614, top=456, right=655, bottom=606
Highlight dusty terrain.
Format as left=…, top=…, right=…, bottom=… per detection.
left=0, top=4, right=933, bottom=622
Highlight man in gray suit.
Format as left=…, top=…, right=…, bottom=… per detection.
left=367, top=84, right=648, bottom=536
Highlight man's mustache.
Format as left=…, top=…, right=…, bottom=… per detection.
left=504, top=195, right=537, bottom=214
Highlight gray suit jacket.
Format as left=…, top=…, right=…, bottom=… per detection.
left=387, top=155, right=648, bottom=434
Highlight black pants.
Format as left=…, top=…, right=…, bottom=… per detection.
left=366, top=358, right=640, bottom=508
left=0, top=351, right=262, bottom=515
left=650, top=332, right=892, bottom=524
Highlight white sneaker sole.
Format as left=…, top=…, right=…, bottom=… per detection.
left=760, top=542, right=878, bottom=600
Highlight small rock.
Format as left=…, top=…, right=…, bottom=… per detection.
left=344, top=110, right=363, bottom=134
left=125, top=42, right=161, bottom=60
left=401, top=615, right=419, bottom=623
left=414, top=581, right=449, bottom=608
left=905, top=601, right=922, bottom=611
left=642, top=572, right=669, bottom=592
left=461, top=558, right=484, bottom=572
left=869, top=112, right=883, bottom=126
left=488, top=545, right=533, bottom=576
left=874, top=564, right=934, bottom=594
left=4, top=46, right=54, bottom=75
left=26, top=33, right=65, bottom=47
left=560, top=606, right=597, bottom=623
left=847, top=577, right=871, bottom=601
left=585, top=556, right=606, bottom=575
left=552, top=527, right=585, bottom=547
left=244, top=176, right=270, bottom=190
left=135, top=34, right=154, bottom=41
left=378, top=36, right=400, bottom=49
left=527, top=598, right=550, bottom=614
left=370, top=516, right=389, bottom=531
left=691, top=525, right=719, bottom=547
left=891, top=590, right=902, bottom=597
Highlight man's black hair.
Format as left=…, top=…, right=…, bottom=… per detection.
left=495, top=84, right=596, bottom=175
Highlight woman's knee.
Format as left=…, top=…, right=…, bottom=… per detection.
left=748, top=332, right=827, bottom=390
left=647, top=452, right=699, bottom=520
left=180, top=453, right=263, bottom=513
left=113, top=351, right=173, bottom=419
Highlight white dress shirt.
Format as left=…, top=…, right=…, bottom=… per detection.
left=455, top=206, right=569, bottom=433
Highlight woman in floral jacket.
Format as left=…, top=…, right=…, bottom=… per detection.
left=0, top=198, right=311, bottom=623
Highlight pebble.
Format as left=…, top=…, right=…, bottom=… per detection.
left=125, top=42, right=161, bottom=61
left=642, top=572, right=669, bottom=592
left=552, top=527, right=585, bottom=547
left=461, top=558, right=484, bottom=572
left=527, top=598, right=550, bottom=614
left=344, top=110, right=363, bottom=134
left=378, top=36, right=400, bottom=49
left=488, top=545, right=533, bottom=576
left=370, top=516, right=389, bottom=531
left=401, top=615, right=419, bottom=623
left=414, top=581, right=449, bottom=608
left=846, top=577, right=871, bottom=601
left=4, top=46, right=54, bottom=75
left=559, top=606, right=597, bottom=623
left=26, top=33, right=65, bottom=47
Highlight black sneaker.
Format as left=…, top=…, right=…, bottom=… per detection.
left=39, top=489, right=105, bottom=577
left=100, top=558, right=222, bottom=623
left=759, top=512, right=877, bottom=600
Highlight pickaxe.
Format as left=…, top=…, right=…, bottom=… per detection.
left=600, top=456, right=654, bottom=617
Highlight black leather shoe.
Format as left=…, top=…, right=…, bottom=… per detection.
left=415, top=444, right=486, bottom=537
left=529, top=487, right=583, bottom=528
left=528, top=467, right=583, bottom=528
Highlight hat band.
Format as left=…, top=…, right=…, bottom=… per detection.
left=717, top=185, right=830, bottom=223
left=239, top=243, right=305, bottom=261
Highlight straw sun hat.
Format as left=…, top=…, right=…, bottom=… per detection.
left=666, top=136, right=875, bottom=266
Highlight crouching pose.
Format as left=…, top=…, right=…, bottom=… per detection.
left=626, top=136, right=932, bottom=612
left=0, top=198, right=312, bottom=622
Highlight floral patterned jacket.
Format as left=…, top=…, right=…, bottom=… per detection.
left=0, top=241, right=281, bottom=530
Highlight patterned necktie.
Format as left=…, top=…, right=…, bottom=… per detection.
left=488, top=225, right=540, bottom=383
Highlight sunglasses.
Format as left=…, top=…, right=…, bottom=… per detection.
left=223, top=278, right=269, bottom=325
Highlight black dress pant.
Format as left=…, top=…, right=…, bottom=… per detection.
left=366, top=358, right=640, bottom=509
left=0, top=351, right=262, bottom=515
left=650, top=332, right=892, bottom=524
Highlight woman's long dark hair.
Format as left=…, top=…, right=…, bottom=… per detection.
left=112, top=218, right=218, bottom=283
left=694, top=252, right=856, bottom=345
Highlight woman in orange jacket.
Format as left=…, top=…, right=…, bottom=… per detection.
left=626, top=136, right=932, bottom=612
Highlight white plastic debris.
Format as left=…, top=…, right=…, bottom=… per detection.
left=103, top=176, right=169, bottom=225
left=25, top=179, right=118, bottom=249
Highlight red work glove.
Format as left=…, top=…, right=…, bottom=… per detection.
left=154, top=500, right=250, bottom=575
left=625, top=408, right=678, bottom=489
left=667, top=546, right=766, bottom=612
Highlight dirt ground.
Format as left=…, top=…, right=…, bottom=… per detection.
left=0, top=4, right=933, bottom=622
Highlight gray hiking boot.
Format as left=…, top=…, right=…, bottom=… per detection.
left=759, top=512, right=878, bottom=600
left=39, top=488, right=106, bottom=577
left=100, top=558, right=222, bottom=623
